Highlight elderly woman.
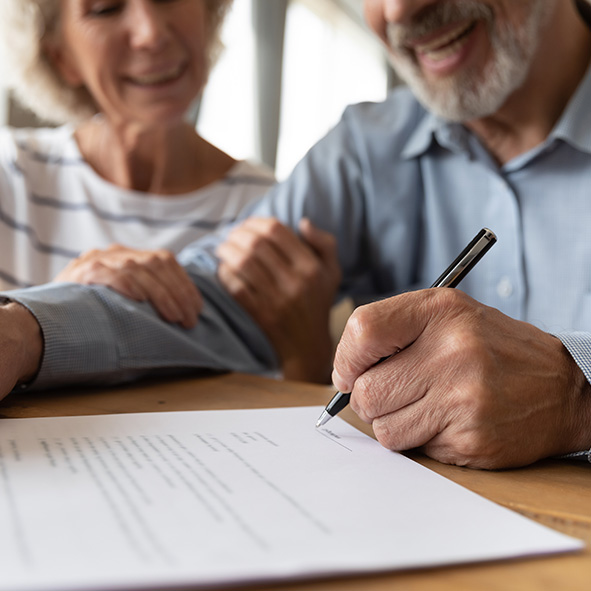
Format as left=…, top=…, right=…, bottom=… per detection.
left=0, top=0, right=275, bottom=327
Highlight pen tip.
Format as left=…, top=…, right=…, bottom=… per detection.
left=315, top=411, right=330, bottom=429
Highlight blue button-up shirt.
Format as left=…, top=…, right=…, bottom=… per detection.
left=5, top=64, right=591, bottom=432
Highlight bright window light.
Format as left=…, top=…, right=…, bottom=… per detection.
left=277, top=0, right=387, bottom=178
left=198, top=0, right=257, bottom=164
left=198, top=0, right=388, bottom=180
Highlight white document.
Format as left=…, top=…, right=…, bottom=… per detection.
left=0, top=406, right=583, bottom=591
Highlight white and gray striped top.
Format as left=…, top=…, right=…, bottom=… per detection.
left=0, top=125, right=275, bottom=289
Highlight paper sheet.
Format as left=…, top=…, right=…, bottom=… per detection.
left=0, top=406, right=583, bottom=590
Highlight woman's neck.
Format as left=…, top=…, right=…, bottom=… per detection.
left=74, top=117, right=236, bottom=195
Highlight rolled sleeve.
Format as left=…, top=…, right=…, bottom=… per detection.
left=1, top=269, right=278, bottom=390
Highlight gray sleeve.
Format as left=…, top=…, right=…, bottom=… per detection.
left=3, top=267, right=278, bottom=390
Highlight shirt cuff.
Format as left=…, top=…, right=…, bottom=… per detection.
left=558, top=331, right=591, bottom=382
left=558, top=449, right=591, bottom=462
left=555, top=332, right=591, bottom=462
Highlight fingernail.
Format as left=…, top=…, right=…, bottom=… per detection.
left=331, top=368, right=345, bottom=391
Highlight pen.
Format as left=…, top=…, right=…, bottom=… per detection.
left=315, top=227, right=497, bottom=428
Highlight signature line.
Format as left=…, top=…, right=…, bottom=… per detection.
left=316, top=430, right=353, bottom=452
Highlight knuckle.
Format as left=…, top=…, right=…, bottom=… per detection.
left=426, top=287, right=474, bottom=322
left=121, top=258, right=141, bottom=272
left=452, top=431, right=500, bottom=468
left=283, top=280, right=306, bottom=303
left=301, top=260, right=322, bottom=283
left=232, top=283, right=250, bottom=301
left=260, top=218, right=285, bottom=241
left=230, top=251, right=253, bottom=274
left=248, top=233, right=267, bottom=252
left=351, top=374, right=381, bottom=417
left=433, top=285, right=469, bottom=306
left=223, top=276, right=249, bottom=302
left=372, top=419, right=399, bottom=450
left=447, top=329, right=493, bottom=377
left=145, top=252, right=163, bottom=266
left=224, top=227, right=242, bottom=244
left=157, top=249, right=175, bottom=264
left=87, top=260, right=107, bottom=274
left=346, top=305, right=379, bottom=347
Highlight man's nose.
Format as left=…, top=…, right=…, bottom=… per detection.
left=383, top=0, right=441, bottom=24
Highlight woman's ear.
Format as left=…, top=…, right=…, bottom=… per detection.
left=43, top=38, right=84, bottom=87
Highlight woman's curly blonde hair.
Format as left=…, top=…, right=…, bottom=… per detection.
left=0, top=0, right=233, bottom=124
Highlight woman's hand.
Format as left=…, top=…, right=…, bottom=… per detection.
left=216, top=217, right=341, bottom=383
left=54, top=244, right=202, bottom=329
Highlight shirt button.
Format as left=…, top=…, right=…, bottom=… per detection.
left=497, top=277, right=514, bottom=298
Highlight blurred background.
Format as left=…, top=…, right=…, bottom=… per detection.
left=0, top=0, right=396, bottom=180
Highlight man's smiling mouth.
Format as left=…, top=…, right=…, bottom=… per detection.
left=412, top=20, right=478, bottom=62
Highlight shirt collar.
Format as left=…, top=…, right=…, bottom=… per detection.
left=400, top=106, right=477, bottom=161
left=400, top=59, right=591, bottom=161
left=400, top=110, right=469, bottom=160
left=549, top=59, right=591, bottom=154
left=400, top=111, right=439, bottom=159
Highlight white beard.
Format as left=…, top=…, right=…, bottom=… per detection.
left=386, top=0, right=555, bottom=121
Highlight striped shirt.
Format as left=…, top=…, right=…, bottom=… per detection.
left=0, top=125, right=275, bottom=289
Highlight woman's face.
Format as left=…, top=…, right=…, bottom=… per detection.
left=51, top=0, right=210, bottom=127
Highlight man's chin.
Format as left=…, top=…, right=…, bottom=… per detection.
left=392, top=62, right=508, bottom=123
left=413, top=89, right=484, bottom=122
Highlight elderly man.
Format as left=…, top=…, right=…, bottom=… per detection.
left=2, top=0, right=591, bottom=469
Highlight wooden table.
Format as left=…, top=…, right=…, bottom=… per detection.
left=1, top=372, right=590, bottom=591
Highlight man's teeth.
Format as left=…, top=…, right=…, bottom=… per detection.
left=415, top=21, right=475, bottom=61
left=132, top=66, right=182, bottom=85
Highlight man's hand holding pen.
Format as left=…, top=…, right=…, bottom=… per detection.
left=332, top=289, right=591, bottom=470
